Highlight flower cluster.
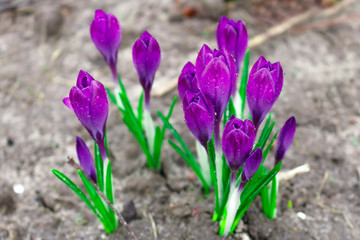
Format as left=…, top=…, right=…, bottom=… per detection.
left=53, top=10, right=297, bottom=238
left=162, top=15, right=297, bottom=236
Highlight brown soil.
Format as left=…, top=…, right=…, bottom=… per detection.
left=1, top=0, right=359, bottom=239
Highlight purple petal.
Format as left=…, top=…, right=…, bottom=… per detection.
left=246, top=68, right=276, bottom=129
left=216, top=16, right=248, bottom=73
left=63, top=97, right=73, bottom=110
left=183, top=92, right=214, bottom=147
left=90, top=9, right=121, bottom=68
left=199, top=57, right=231, bottom=119
left=89, top=80, right=109, bottom=140
left=222, top=118, right=256, bottom=171
left=76, top=137, right=97, bottom=183
left=249, top=56, right=268, bottom=76
left=195, top=44, right=213, bottom=83
left=241, top=148, right=262, bottom=182
left=178, top=62, right=199, bottom=101
left=275, top=116, right=296, bottom=165
left=70, top=86, right=98, bottom=141
left=132, top=31, right=161, bottom=107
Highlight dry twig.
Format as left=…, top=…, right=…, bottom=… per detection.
left=67, top=158, right=139, bottom=240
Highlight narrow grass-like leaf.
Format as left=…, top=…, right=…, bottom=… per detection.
left=224, top=97, right=236, bottom=127
left=106, top=88, right=117, bottom=105
left=255, top=114, right=272, bottom=149
left=105, top=161, right=117, bottom=225
left=229, top=163, right=282, bottom=234
left=51, top=169, right=102, bottom=220
left=153, top=126, right=162, bottom=169
left=239, top=49, right=250, bottom=120
left=78, top=170, right=115, bottom=233
left=269, top=176, right=278, bottom=219
left=137, top=92, right=144, bottom=126
left=263, top=129, right=279, bottom=159
left=94, top=143, right=104, bottom=192
left=260, top=183, right=270, bottom=217
left=168, top=140, right=209, bottom=194
left=153, top=97, right=177, bottom=170
left=158, top=112, right=195, bottom=162
left=207, top=140, right=220, bottom=220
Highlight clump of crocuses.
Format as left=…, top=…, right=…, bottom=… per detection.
left=53, top=70, right=118, bottom=233
left=91, top=10, right=176, bottom=171
left=160, top=16, right=296, bottom=236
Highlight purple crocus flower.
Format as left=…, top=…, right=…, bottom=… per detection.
left=90, top=9, right=122, bottom=83
left=178, top=62, right=200, bottom=101
left=222, top=117, right=256, bottom=172
left=132, top=31, right=161, bottom=110
left=196, top=44, right=237, bottom=99
left=274, top=116, right=296, bottom=165
left=216, top=16, right=248, bottom=73
left=247, top=56, right=283, bottom=129
left=183, top=91, right=214, bottom=148
left=63, top=70, right=109, bottom=159
left=241, top=148, right=262, bottom=183
left=76, top=136, right=97, bottom=183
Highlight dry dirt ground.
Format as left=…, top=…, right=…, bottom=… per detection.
left=1, top=0, right=360, bottom=239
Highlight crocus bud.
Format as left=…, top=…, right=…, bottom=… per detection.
left=275, top=116, right=296, bottom=165
left=196, top=45, right=236, bottom=120
left=90, top=9, right=122, bottom=81
left=241, top=148, right=262, bottom=182
left=222, top=117, right=256, bottom=171
left=178, top=62, right=200, bottom=101
left=132, top=31, right=161, bottom=110
left=63, top=70, right=109, bottom=158
left=247, top=56, right=283, bottom=129
left=76, top=136, right=97, bottom=183
left=183, top=91, right=214, bottom=148
left=216, top=16, right=248, bottom=73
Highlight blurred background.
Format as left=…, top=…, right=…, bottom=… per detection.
left=0, top=0, right=359, bottom=239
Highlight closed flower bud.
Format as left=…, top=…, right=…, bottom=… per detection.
left=247, top=56, right=283, bottom=129
left=132, top=31, right=161, bottom=110
left=241, top=148, right=263, bottom=182
left=275, top=116, right=296, bottom=165
left=63, top=70, right=108, bottom=158
left=222, top=117, right=256, bottom=171
left=76, top=137, right=97, bottom=183
left=183, top=91, right=214, bottom=148
left=216, top=16, right=248, bottom=73
left=196, top=45, right=236, bottom=120
left=90, top=9, right=122, bottom=81
left=178, top=62, right=200, bottom=101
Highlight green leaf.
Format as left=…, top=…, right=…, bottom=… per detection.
left=224, top=97, right=236, bottom=127
left=239, top=49, right=250, bottom=120
left=229, top=163, right=282, bottom=234
left=106, top=88, right=117, bottom=105
left=153, top=97, right=177, bottom=170
left=263, top=129, right=279, bottom=159
left=94, top=143, right=104, bottom=192
left=168, top=140, right=209, bottom=194
left=137, top=92, right=144, bottom=127
left=51, top=169, right=101, bottom=220
left=255, top=114, right=272, bottom=149
left=269, top=176, right=278, bottom=219
left=260, top=183, right=270, bottom=217
left=207, top=140, right=220, bottom=220
left=153, top=126, right=162, bottom=169
left=158, top=112, right=195, bottom=162
left=105, top=161, right=117, bottom=225
left=78, top=170, right=116, bottom=234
